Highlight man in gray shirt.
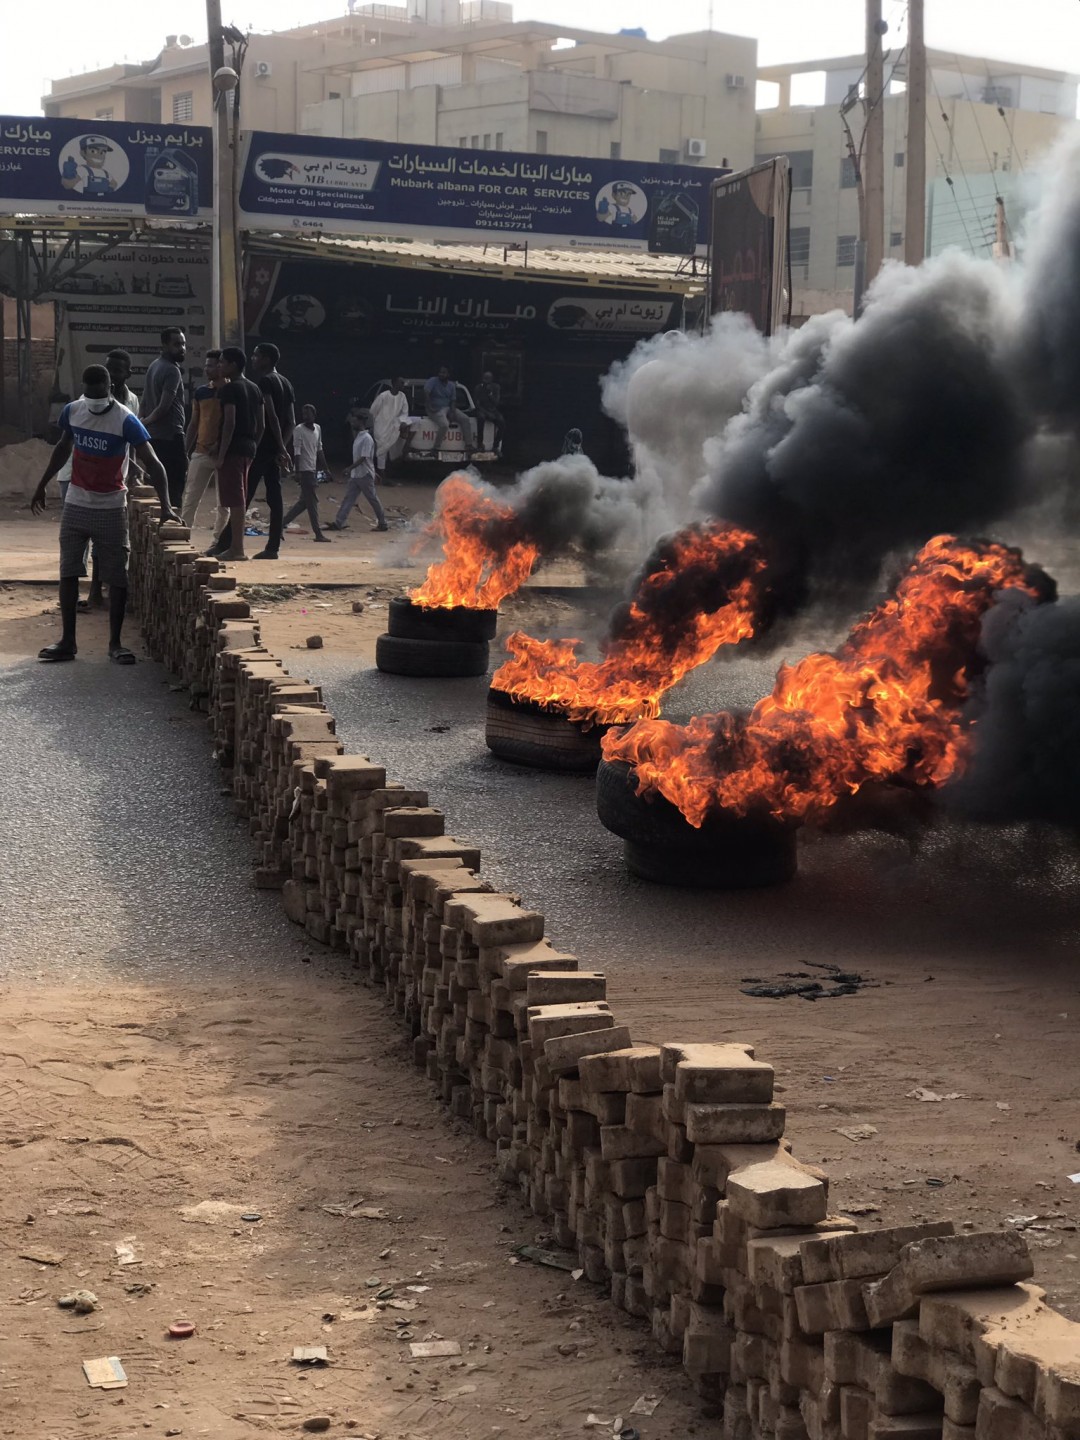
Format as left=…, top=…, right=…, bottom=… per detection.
left=142, top=327, right=188, bottom=506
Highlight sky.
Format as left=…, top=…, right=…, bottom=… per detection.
left=4, top=0, right=1080, bottom=116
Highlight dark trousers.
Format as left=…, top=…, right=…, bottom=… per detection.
left=154, top=433, right=188, bottom=508
left=215, top=451, right=283, bottom=556
left=282, top=470, right=325, bottom=538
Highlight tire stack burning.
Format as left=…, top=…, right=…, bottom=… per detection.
left=376, top=459, right=641, bottom=678
left=486, top=521, right=768, bottom=770
left=376, top=472, right=539, bottom=677
left=600, top=537, right=1055, bottom=885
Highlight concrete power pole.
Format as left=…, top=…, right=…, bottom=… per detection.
left=207, top=0, right=243, bottom=345
left=904, top=0, right=927, bottom=266
left=863, top=0, right=886, bottom=289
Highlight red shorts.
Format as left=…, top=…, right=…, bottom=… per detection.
left=217, top=454, right=250, bottom=508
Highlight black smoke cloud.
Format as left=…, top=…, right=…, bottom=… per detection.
left=944, top=591, right=1080, bottom=829
left=694, top=255, right=1031, bottom=611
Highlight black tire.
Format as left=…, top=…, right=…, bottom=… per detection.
left=375, top=632, right=489, bottom=678
left=597, top=759, right=797, bottom=888
left=388, top=597, right=498, bottom=643
left=485, top=692, right=605, bottom=772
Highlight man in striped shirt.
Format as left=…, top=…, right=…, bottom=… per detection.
left=31, top=364, right=178, bottom=664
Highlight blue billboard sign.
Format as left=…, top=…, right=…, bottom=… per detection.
left=0, top=115, right=213, bottom=221
left=239, top=131, right=724, bottom=255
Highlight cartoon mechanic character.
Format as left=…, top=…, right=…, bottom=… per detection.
left=61, top=135, right=120, bottom=196
left=597, top=181, right=640, bottom=229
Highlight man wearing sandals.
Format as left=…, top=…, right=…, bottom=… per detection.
left=30, top=364, right=179, bottom=665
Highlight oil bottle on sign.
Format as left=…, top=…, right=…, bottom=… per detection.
left=145, top=147, right=199, bottom=216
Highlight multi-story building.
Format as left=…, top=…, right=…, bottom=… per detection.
left=756, top=49, right=1080, bottom=313
left=42, top=3, right=758, bottom=171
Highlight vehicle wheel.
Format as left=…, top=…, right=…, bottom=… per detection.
left=485, top=687, right=607, bottom=772
left=596, top=759, right=797, bottom=888
left=375, top=632, right=489, bottom=678
left=388, top=597, right=498, bottom=643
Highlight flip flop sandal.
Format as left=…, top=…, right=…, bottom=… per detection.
left=109, top=647, right=136, bottom=665
left=39, top=643, right=77, bottom=662
left=76, top=599, right=90, bottom=613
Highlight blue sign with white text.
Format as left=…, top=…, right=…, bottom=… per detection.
left=0, top=115, right=213, bottom=221
left=239, top=131, right=725, bottom=255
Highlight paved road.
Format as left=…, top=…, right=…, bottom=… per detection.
left=0, top=651, right=314, bottom=980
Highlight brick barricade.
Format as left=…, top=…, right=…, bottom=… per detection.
left=126, top=490, right=1080, bottom=1440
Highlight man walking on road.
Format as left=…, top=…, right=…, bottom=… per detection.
left=141, top=327, right=188, bottom=507
left=424, top=365, right=474, bottom=458
left=326, top=409, right=388, bottom=533
left=211, top=347, right=265, bottom=563
left=282, top=404, right=331, bottom=542
left=247, top=342, right=295, bottom=560
left=180, top=349, right=226, bottom=541
left=30, top=364, right=179, bottom=664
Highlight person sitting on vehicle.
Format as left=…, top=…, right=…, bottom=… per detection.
left=423, top=366, right=474, bottom=458
left=562, top=427, right=585, bottom=456
left=474, top=371, right=505, bottom=454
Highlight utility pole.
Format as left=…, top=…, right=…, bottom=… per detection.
left=863, top=0, right=886, bottom=289
left=904, top=0, right=927, bottom=266
left=207, top=0, right=242, bottom=345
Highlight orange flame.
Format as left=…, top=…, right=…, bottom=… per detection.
left=491, top=523, right=767, bottom=726
left=410, top=472, right=542, bottom=611
left=602, top=536, right=1043, bottom=826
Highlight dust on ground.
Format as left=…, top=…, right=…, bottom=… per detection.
left=1, top=978, right=700, bottom=1440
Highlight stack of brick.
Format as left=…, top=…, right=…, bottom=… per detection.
left=122, top=508, right=1080, bottom=1440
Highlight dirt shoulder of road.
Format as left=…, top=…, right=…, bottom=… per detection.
left=0, top=976, right=702, bottom=1440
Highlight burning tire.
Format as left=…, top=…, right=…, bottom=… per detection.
left=486, top=686, right=608, bottom=772
left=375, top=632, right=489, bottom=678
left=388, top=597, right=498, bottom=644
left=596, top=759, right=797, bottom=889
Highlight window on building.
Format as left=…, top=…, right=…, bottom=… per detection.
left=483, top=132, right=491, bottom=147
left=840, top=156, right=858, bottom=189
left=610, top=141, right=621, bottom=160
left=894, top=151, right=905, bottom=167
left=789, top=226, right=811, bottom=265
left=535, top=129, right=548, bottom=153
left=659, top=147, right=679, bottom=164
left=495, top=132, right=504, bottom=149
left=328, top=90, right=341, bottom=100
left=172, top=92, right=193, bottom=122
left=836, top=234, right=857, bottom=267
left=459, top=136, right=467, bottom=147
left=788, top=149, right=813, bottom=189
left=890, top=231, right=903, bottom=247
left=95, top=107, right=114, bottom=121
left=470, top=134, right=479, bottom=147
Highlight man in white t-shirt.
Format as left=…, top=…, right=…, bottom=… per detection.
left=282, top=403, right=331, bottom=542
left=370, top=376, right=411, bottom=472
left=31, top=364, right=179, bottom=664
left=326, top=409, right=388, bottom=533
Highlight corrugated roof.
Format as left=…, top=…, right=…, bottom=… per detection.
left=247, top=232, right=706, bottom=294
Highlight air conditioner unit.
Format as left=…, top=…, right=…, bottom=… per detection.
left=725, top=73, right=746, bottom=90
left=254, top=60, right=273, bottom=78
left=685, top=137, right=707, bottom=159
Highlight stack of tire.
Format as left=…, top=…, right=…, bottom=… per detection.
left=485, top=687, right=610, bottom=772
left=375, top=598, right=497, bottom=677
left=596, top=758, right=798, bottom=888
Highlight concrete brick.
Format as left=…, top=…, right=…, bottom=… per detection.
left=498, top=946, right=578, bottom=988
left=841, top=1386, right=873, bottom=1440
left=975, top=1387, right=1046, bottom=1440
left=527, top=1003, right=614, bottom=1047
left=545, top=1025, right=634, bottom=1076
left=864, top=1233, right=1034, bottom=1328
left=804, top=1223, right=955, bottom=1285
left=600, top=1124, right=666, bottom=1161
left=796, top=1280, right=872, bottom=1335
left=525, top=971, right=606, bottom=1005
left=660, top=1042, right=775, bottom=1110
left=727, top=1158, right=829, bottom=1230
left=867, top=1418, right=945, bottom=1440
left=748, top=1234, right=811, bottom=1293
left=452, top=893, right=545, bottom=947
left=578, top=1045, right=662, bottom=1095
left=685, top=1100, right=787, bottom=1145
left=917, top=1284, right=1046, bottom=1363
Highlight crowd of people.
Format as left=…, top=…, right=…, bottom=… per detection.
left=26, top=332, right=535, bottom=666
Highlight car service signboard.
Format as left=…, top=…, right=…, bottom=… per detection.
left=0, top=115, right=213, bottom=221
left=239, top=131, right=724, bottom=255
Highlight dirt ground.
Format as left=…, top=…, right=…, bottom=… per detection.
left=0, top=977, right=702, bottom=1440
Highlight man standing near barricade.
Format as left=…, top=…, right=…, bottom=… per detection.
left=30, top=364, right=179, bottom=664
left=141, top=327, right=189, bottom=507
left=180, top=349, right=227, bottom=541
left=247, top=342, right=296, bottom=560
